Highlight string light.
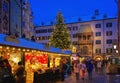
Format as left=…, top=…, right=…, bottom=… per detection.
left=27, top=49, right=30, bottom=52
left=23, top=49, right=26, bottom=52
left=12, top=48, right=15, bottom=50
left=0, top=46, right=2, bottom=48
left=6, top=47, right=10, bottom=49
left=18, top=48, right=21, bottom=51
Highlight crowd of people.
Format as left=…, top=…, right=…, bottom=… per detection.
left=0, top=58, right=26, bottom=83
left=72, top=58, right=108, bottom=81
left=0, top=56, right=109, bottom=83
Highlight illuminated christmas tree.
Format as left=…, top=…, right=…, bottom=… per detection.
left=49, top=11, right=71, bottom=49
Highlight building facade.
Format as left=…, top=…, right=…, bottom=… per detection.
left=35, top=13, right=118, bottom=58
left=0, top=0, right=9, bottom=34
left=22, top=0, right=34, bottom=39
left=10, top=0, right=22, bottom=37
left=0, top=0, right=34, bottom=39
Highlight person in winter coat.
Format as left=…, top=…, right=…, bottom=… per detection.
left=59, top=59, right=67, bottom=81
left=86, top=60, right=94, bottom=80
left=97, top=61, right=102, bottom=73
left=3, top=59, right=15, bottom=83
left=15, top=61, right=26, bottom=83
left=3, top=59, right=12, bottom=74
left=80, top=61, right=86, bottom=80
left=0, top=60, right=4, bottom=83
left=74, top=60, right=80, bottom=80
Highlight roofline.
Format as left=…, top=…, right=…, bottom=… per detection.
left=35, top=17, right=117, bottom=27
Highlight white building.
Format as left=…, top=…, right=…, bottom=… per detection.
left=35, top=12, right=118, bottom=58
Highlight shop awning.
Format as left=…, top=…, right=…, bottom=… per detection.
left=0, top=34, right=71, bottom=55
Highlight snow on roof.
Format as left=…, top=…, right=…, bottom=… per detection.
left=48, top=46, right=62, bottom=53
left=64, top=50, right=72, bottom=54
left=39, top=14, right=117, bottom=26
left=0, top=34, right=71, bottom=55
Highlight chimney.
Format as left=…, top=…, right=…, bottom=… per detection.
left=94, top=9, right=99, bottom=16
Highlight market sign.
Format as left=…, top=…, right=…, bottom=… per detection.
left=5, top=35, right=19, bottom=44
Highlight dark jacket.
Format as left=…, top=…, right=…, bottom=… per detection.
left=86, top=61, right=93, bottom=73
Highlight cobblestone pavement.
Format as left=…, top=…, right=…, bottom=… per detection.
left=55, top=70, right=120, bottom=83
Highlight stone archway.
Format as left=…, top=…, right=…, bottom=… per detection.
left=94, top=55, right=103, bottom=61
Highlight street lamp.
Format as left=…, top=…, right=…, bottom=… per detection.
left=116, top=50, right=119, bottom=54
left=113, top=44, right=119, bottom=56
left=113, top=45, right=117, bottom=49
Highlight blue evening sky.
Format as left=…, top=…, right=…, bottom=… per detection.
left=29, top=0, right=117, bottom=25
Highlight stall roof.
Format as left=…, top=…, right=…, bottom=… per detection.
left=0, top=34, right=71, bottom=55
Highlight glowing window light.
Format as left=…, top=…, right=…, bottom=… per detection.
left=6, top=47, right=10, bottom=49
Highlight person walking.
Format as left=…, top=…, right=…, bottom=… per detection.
left=80, top=61, right=86, bottom=80
left=73, top=60, right=80, bottom=80
left=15, top=61, right=26, bottom=83
left=97, top=60, right=102, bottom=73
left=0, top=60, right=4, bottom=83
left=3, top=59, right=12, bottom=74
left=86, top=60, right=94, bottom=80
left=3, top=59, right=15, bottom=83
left=59, top=59, right=67, bottom=81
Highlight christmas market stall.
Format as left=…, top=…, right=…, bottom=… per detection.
left=0, top=34, right=71, bottom=83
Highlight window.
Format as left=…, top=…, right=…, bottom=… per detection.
left=96, top=32, right=101, bottom=36
left=48, top=36, right=50, bottom=39
left=67, top=27, right=71, bottom=31
left=95, top=24, right=101, bottom=28
left=76, top=26, right=78, bottom=30
left=0, top=1, right=2, bottom=9
left=3, top=1, right=8, bottom=12
left=48, top=29, right=53, bottom=32
left=39, top=29, right=47, bottom=33
left=36, top=37, right=39, bottom=40
left=83, top=35, right=86, bottom=40
left=73, top=26, right=78, bottom=31
left=106, top=31, right=112, bottom=36
left=78, top=35, right=82, bottom=40
left=96, top=40, right=101, bottom=44
left=106, top=39, right=112, bottom=44
left=73, top=26, right=75, bottom=31
left=87, top=35, right=91, bottom=40
left=73, top=34, right=77, bottom=38
left=106, top=48, right=112, bottom=53
left=106, top=23, right=112, bottom=27
left=35, top=30, right=39, bottom=33
left=0, top=18, right=1, bottom=23
left=42, top=36, right=45, bottom=40
left=39, top=36, right=42, bottom=40
left=95, top=48, right=101, bottom=54
left=22, top=21, right=25, bottom=27
left=72, top=41, right=77, bottom=45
